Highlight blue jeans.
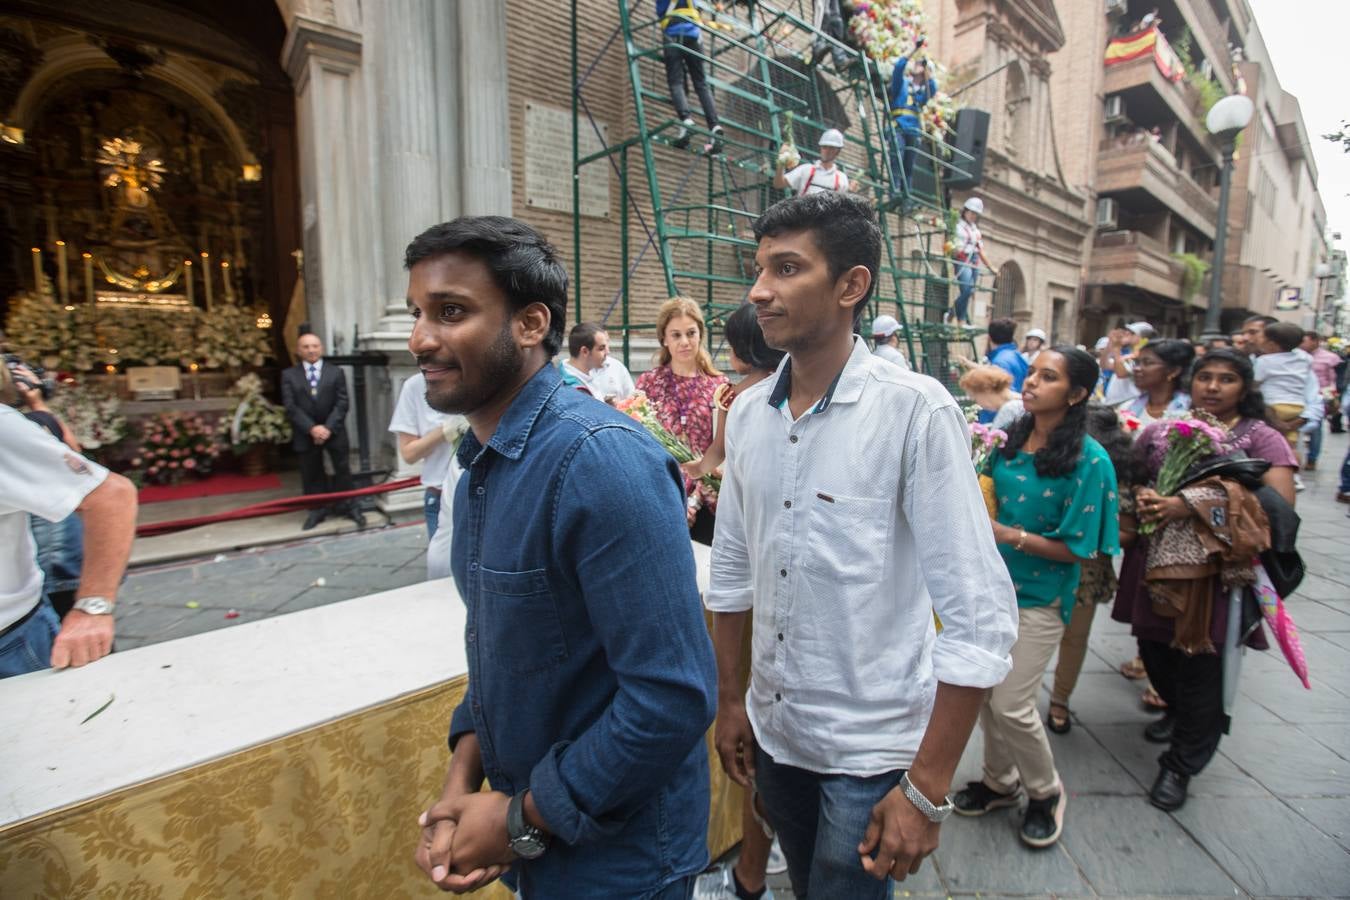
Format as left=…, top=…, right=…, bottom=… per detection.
left=1306, top=422, right=1323, bottom=464
left=888, top=126, right=922, bottom=193
left=424, top=488, right=442, bottom=538
left=755, top=746, right=903, bottom=900
left=1340, top=443, right=1350, bottom=493
left=0, top=600, right=60, bottom=679
left=954, top=261, right=978, bottom=323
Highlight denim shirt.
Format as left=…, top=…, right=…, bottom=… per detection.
left=448, top=364, right=717, bottom=898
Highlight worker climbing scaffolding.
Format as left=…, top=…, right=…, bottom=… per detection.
left=570, top=0, right=994, bottom=388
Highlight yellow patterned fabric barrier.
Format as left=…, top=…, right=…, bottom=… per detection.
left=0, top=677, right=741, bottom=898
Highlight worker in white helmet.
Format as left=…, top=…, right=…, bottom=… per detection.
left=774, top=127, right=851, bottom=195
left=1021, top=327, right=1048, bottom=365
left=870, top=313, right=912, bottom=370
left=948, top=196, right=995, bottom=326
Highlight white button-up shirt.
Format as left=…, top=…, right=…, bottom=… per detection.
left=707, top=338, right=1017, bottom=776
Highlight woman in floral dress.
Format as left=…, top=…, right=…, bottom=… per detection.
left=636, top=297, right=728, bottom=544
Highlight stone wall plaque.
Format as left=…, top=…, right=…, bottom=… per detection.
left=525, top=101, right=609, bottom=219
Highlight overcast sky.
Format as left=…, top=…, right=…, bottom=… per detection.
left=1245, top=0, right=1348, bottom=246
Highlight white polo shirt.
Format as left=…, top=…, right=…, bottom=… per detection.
left=388, top=373, right=453, bottom=488
left=0, top=407, right=108, bottom=630
left=784, top=161, right=850, bottom=196
left=707, top=338, right=1017, bottom=775
left=589, top=356, right=637, bottom=402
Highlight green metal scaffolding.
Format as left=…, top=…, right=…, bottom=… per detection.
left=570, top=0, right=990, bottom=388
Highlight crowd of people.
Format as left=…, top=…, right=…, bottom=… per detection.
left=4, top=184, right=1343, bottom=900
left=394, top=192, right=1340, bottom=900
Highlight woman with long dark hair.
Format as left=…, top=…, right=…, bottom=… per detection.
left=1112, top=348, right=1295, bottom=812
left=954, top=346, right=1120, bottom=849
left=1046, top=404, right=1144, bottom=734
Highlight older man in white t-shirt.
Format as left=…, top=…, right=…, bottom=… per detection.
left=0, top=405, right=136, bottom=678
left=389, top=372, right=464, bottom=538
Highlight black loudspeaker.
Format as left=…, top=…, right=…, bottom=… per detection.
left=946, top=108, right=990, bottom=190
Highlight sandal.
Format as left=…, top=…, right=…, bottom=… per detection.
left=1120, top=656, right=1147, bottom=680
left=1141, top=685, right=1169, bottom=711
left=1047, top=702, right=1071, bottom=735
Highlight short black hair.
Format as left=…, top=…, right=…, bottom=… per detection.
left=724, top=302, right=786, bottom=372
left=404, top=216, right=568, bottom=356
left=752, top=192, right=881, bottom=327
left=988, top=318, right=1016, bottom=345
left=1264, top=321, right=1303, bottom=352
left=568, top=322, right=603, bottom=358
left=1244, top=314, right=1278, bottom=327
left=1303, top=330, right=1321, bottom=341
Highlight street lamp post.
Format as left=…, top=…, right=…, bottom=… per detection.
left=1200, top=94, right=1256, bottom=343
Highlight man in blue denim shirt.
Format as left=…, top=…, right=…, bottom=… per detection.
left=407, top=217, right=718, bottom=899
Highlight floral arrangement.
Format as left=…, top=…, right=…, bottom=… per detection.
left=1138, top=415, right=1229, bottom=536
left=617, top=391, right=721, bottom=492
left=1116, top=409, right=1143, bottom=435
left=134, top=412, right=220, bottom=485
left=220, top=373, right=291, bottom=450
left=776, top=111, right=802, bottom=170
left=194, top=305, right=270, bottom=370
left=47, top=380, right=127, bottom=452
left=969, top=421, right=1007, bottom=472
left=4, top=295, right=99, bottom=371
left=846, top=0, right=958, bottom=137
left=115, top=310, right=193, bottom=367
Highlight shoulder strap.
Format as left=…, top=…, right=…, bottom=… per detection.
left=799, top=166, right=816, bottom=196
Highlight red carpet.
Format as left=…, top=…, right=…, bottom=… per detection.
left=138, top=472, right=283, bottom=505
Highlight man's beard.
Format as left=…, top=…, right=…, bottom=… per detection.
left=423, top=323, right=523, bottom=415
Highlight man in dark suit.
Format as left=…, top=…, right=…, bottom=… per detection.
left=281, top=331, right=365, bottom=530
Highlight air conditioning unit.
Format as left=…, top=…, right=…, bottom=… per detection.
left=1104, top=95, right=1126, bottom=123
left=1096, top=197, right=1119, bottom=229
left=1105, top=0, right=1128, bottom=15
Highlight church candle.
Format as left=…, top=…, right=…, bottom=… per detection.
left=83, top=253, right=94, bottom=304
left=55, top=241, right=69, bottom=303
left=184, top=260, right=195, bottom=306
left=31, top=247, right=43, bottom=295
left=201, top=252, right=213, bottom=310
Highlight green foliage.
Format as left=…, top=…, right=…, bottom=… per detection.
left=1172, top=251, right=1211, bottom=303
left=1171, top=28, right=1223, bottom=118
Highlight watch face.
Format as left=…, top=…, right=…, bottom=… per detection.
left=510, top=833, right=547, bottom=860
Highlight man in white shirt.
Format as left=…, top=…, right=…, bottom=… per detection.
left=589, top=353, right=637, bottom=403
left=388, top=372, right=458, bottom=537
left=870, top=313, right=911, bottom=371
left=707, top=192, right=1017, bottom=897
left=775, top=128, right=851, bottom=196
left=559, top=322, right=608, bottom=398
left=0, top=398, right=137, bottom=678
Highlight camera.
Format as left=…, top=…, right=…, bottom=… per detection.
left=3, top=353, right=56, bottom=401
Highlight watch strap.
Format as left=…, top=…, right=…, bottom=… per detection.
left=73, top=596, right=114, bottom=615
left=901, top=772, right=953, bottom=823
left=507, top=790, right=527, bottom=838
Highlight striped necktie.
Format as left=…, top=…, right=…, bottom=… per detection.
left=307, top=365, right=318, bottom=396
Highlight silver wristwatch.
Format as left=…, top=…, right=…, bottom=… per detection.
left=901, top=773, right=954, bottom=823
left=73, top=596, right=114, bottom=616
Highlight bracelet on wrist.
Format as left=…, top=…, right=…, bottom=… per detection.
left=1015, top=528, right=1029, bottom=552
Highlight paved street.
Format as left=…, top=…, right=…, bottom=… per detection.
left=112, top=433, right=1350, bottom=897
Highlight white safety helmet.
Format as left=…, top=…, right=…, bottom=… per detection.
left=1025, top=328, right=1047, bottom=342
left=963, top=197, right=985, bottom=216
left=871, top=314, right=901, bottom=338
left=819, top=128, right=845, bottom=148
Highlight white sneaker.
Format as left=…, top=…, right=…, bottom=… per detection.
left=1295, top=474, right=1306, bottom=492
left=693, top=863, right=776, bottom=900
left=673, top=117, right=696, bottom=149
left=766, top=836, right=787, bottom=875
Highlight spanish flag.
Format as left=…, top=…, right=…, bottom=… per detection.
left=1104, top=26, right=1186, bottom=83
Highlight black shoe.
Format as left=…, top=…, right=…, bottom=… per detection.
left=1144, top=715, right=1175, bottom=744
left=1047, top=704, right=1072, bottom=735
left=672, top=117, right=695, bottom=149
left=703, top=125, right=725, bottom=155
left=952, top=781, right=1022, bottom=817
left=1020, top=792, right=1065, bottom=848
left=1149, top=768, right=1189, bottom=811
left=302, top=509, right=327, bottom=531
left=347, top=508, right=367, bottom=528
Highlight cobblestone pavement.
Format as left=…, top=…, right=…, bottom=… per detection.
left=113, top=433, right=1350, bottom=897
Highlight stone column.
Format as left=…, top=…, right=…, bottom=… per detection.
left=458, top=0, right=513, bottom=215
left=282, top=15, right=376, bottom=353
